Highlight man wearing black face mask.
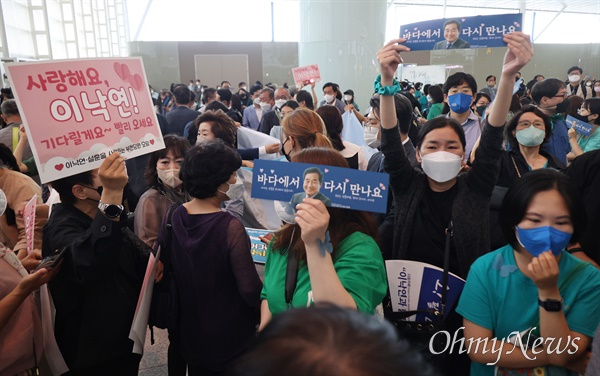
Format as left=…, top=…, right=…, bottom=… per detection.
left=531, top=78, right=571, bottom=165
left=43, top=153, right=149, bottom=375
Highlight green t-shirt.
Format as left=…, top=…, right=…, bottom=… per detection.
left=427, top=102, right=444, bottom=120
left=261, top=231, right=387, bottom=315
left=577, top=126, right=600, bottom=153
left=457, top=245, right=600, bottom=376
left=23, top=156, right=38, bottom=177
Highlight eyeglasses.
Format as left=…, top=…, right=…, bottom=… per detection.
left=517, top=121, right=545, bottom=128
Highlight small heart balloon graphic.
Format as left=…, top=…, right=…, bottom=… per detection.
left=55, top=163, right=64, bottom=171
left=259, top=169, right=264, bottom=173
left=270, top=170, right=274, bottom=173
left=113, top=62, right=131, bottom=80
left=150, top=139, right=155, bottom=145
left=129, top=74, right=143, bottom=90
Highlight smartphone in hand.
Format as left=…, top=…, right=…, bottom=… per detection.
left=33, top=247, right=67, bottom=272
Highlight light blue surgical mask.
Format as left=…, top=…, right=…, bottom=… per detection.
left=447, top=93, right=473, bottom=114
left=515, top=226, right=572, bottom=257
left=515, top=126, right=545, bottom=147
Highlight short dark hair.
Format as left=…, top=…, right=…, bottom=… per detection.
left=229, top=305, right=437, bottom=376
left=505, top=105, right=552, bottom=150
left=370, top=94, right=413, bottom=135
left=531, top=78, right=565, bottom=105
left=220, top=81, right=230, bottom=87
left=486, top=75, right=496, bottom=82
left=181, top=139, right=241, bottom=199
left=202, top=88, right=216, bottom=104
left=582, top=98, right=600, bottom=123
left=428, top=84, right=444, bottom=104
left=474, top=92, right=492, bottom=105
left=195, top=109, right=237, bottom=148
left=173, top=85, right=191, bottom=105
left=144, top=134, right=191, bottom=187
left=217, top=88, right=232, bottom=103
left=260, top=87, right=274, bottom=100
left=443, top=19, right=461, bottom=31
left=50, top=170, right=94, bottom=206
left=282, top=100, right=299, bottom=111
left=443, top=72, right=477, bottom=95
left=249, top=84, right=263, bottom=96
left=567, top=66, right=583, bottom=75
left=238, top=82, right=246, bottom=87
left=415, top=116, right=466, bottom=151
left=322, top=82, right=338, bottom=93
left=499, top=169, right=586, bottom=250
left=296, top=90, right=314, bottom=110
left=0, top=99, right=19, bottom=117
left=303, top=166, right=324, bottom=184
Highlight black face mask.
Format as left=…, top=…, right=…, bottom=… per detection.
left=572, top=113, right=590, bottom=123
left=555, top=98, right=570, bottom=114
left=476, top=105, right=487, bottom=117
left=81, top=185, right=103, bottom=203
left=280, top=138, right=292, bottom=162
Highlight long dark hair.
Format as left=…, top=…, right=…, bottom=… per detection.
left=272, top=148, right=379, bottom=261
left=0, top=143, right=20, bottom=171
left=316, top=106, right=345, bottom=151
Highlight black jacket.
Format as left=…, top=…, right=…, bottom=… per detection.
left=43, top=204, right=148, bottom=370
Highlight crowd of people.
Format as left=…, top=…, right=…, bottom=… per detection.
left=1, top=30, right=600, bottom=376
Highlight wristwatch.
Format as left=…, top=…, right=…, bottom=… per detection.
left=538, top=298, right=563, bottom=312
left=98, top=201, right=124, bottom=219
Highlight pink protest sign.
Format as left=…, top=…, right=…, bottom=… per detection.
left=6, top=58, right=165, bottom=184
left=291, top=64, right=321, bottom=86
left=23, top=194, right=37, bottom=255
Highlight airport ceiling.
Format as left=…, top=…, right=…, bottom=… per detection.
left=391, top=0, right=600, bottom=15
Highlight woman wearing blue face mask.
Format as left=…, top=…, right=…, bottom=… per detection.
left=376, top=32, right=534, bottom=375
left=457, top=169, right=600, bottom=376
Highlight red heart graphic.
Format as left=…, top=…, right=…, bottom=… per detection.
left=113, top=62, right=131, bottom=80
left=55, top=163, right=64, bottom=171
left=150, top=139, right=155, bottom=145
left=129, top=74, right=143, bottom=91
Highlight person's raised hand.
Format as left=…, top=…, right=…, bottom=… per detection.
left=568, top=127, right=577, bottom=140
left=344, top=104, right=355, bottom=112
left=18, top=124, right=28, bottom=141
left=99, top=152, right=128, bottom=192
left=501, top=32, right=533, bottom=77
left=16, top=261, right=61, bottom=296
left=295, top=198, right=330, bottom=248
left=377, top=39, right=410, bottom=82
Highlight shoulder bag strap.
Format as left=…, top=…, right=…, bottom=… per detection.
left=284, top=226, right=298, bottom=307
left=440, top=220, right=453, bottom=318
left=510, top=155, right=522, bottom=178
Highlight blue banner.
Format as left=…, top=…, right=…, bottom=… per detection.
left=251, top=159, right=390, bottom=214
left=566, top=115, right=594, bottom=136
left=400, top=13, right=523, bottom=51
left=246, top=227, right=271, bottom=264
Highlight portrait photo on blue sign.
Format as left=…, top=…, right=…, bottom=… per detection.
left=251, top=159, right=389, bottom=214
left=400, top=13, right=523, bottom=51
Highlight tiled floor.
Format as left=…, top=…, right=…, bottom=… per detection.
left=138, top=327, right=169, bottom=375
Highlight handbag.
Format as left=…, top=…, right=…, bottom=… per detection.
left=491, top=155, right=521, bottom=210
left=384, top=221, right=453, bottom=354
left=148, top=203, right=182, bottom=332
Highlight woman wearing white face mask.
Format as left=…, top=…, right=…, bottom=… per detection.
left=134, top=134, right=191, bottom=248
left=377, top=32, right=533, bottom=375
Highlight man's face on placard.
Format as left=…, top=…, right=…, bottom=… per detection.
left=303, top=172, right=321, bottom=197
left=444, top=22, right=460, bottom=44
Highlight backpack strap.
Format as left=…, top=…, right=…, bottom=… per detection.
left=161, top=202, right=182, bottom=270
